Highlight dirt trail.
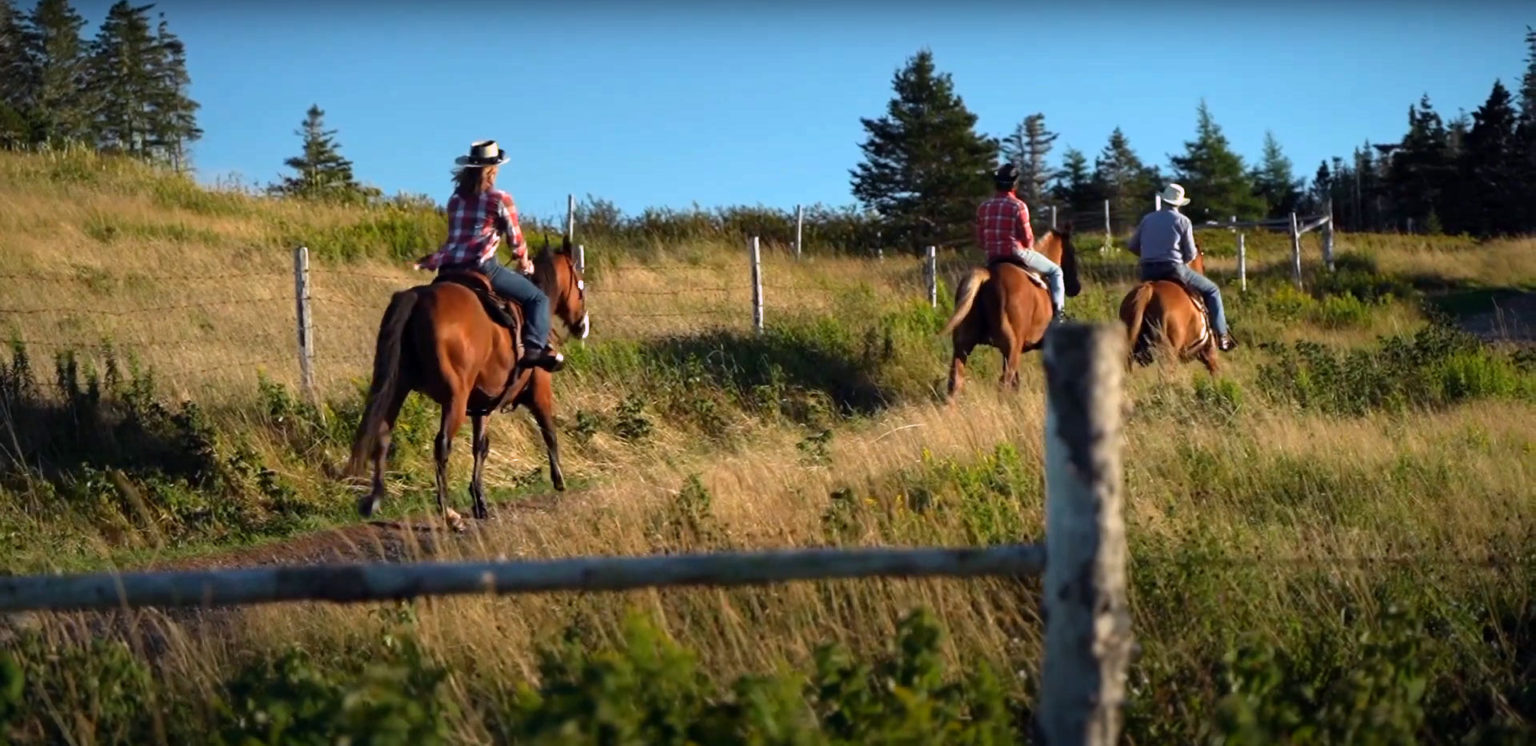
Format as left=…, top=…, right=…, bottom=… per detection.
left=142, top=491, right=571, bottom=572
left=1449, top=290, right=1536, bottom=346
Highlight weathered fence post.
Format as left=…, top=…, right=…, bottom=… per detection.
left=750, top=235, right=763, bottom=334
left=925, top=245, right=937, bottom=308
left=1323, top=199, right=1336, bottom=272
left=1051, top=205, right=1058, bottom=230
left=1237, top=232, right=1247, bottom=293
left=575, top=244, right=585, bottom=274
left=1289, top=211, right=1303, bottom=289
left=795, top=204, right=804, bottom=260
left=1101, top=199, right=1112, bottom=254
left=291, top=245, right=316, bottom=407
left=1154, top=194, right=1162, bottom=211
left=566, top=194, right=576, bottom=243
left=1038, top=321, right=1131, bottom=746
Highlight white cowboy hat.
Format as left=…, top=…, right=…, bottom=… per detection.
left=455, top=140, right=510, bottom=167
left=1158, top=183, right=1191, bottom=206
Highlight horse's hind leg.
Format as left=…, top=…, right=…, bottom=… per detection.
left=359, top=383, right=410, bottom=519
left=433, top=388, right=469, bottom=532
left=947, top=331, right=977, bottom=403
left=469, top=413, right=491, bottom=520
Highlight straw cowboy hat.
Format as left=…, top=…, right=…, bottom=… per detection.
left=455, top=140, right=510, bottom=167
left=1158, top=183, right=1191, bottom=206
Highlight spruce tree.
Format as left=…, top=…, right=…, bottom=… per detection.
left=1250, top=131, right=1302, bottom=219
left=144, top=12, right=199, bottom=170
left=1386, top=95, right=1451, bottom=232
left=850, top=49, right=998, bottom=250
left=1517, top=26, right=1536, bottom=230
left=999, top=113, right=1057, bottom=207
left=1167, top=100, right=1265, bottom=222
left=1458, top=80, right=1520, bottom=236
left=0, top=0, right=30, bottom=147
left=1049, top=147, right=1100, bottom=213
left=22, top=0, right=92, bottom=146
left=1092, top=127, right=1160, bottom=232
left=271, top=104, right=364, bottom=200
left=88, top=1, right=157, bottom=156
left=1305, top=161, right=1332, bottom=216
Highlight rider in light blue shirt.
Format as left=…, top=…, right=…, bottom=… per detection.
left=1127, top=184, right=1237, bottom=351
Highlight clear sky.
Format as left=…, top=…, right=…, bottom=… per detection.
left=62, top=0, right=1532, bottom=224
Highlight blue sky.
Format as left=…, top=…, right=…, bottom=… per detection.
left=62, top=0, right=1532, bottom=224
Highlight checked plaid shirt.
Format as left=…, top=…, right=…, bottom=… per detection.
left=975, top=190, right=1035, bottom=260
left=418, top=189, right=526, bottom=271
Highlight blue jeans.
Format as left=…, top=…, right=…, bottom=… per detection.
left=1142, top=261, right=1229, bottom=336
left=476, top=258, right=551, bottom=352
left=1001, top=249, right=1065, bottom=310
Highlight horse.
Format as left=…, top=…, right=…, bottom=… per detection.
left=939, top=226, right=1081, bottom=399
left=342, top=237, right=589, bottom=532
left=1118, top=250, right=1219, bottom=374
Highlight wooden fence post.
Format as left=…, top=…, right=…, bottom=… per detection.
left=1101, top=199, right=1112, bottom=253
left=750, top=236, right=763, bottom=334
left=292, top=246, right=316, bottom=407
left=1289, top=211, right=1303, bottom=289
left=1038, top=321, right=1131, bottom=746
left=1323, top=199, right=1335, bottom=272
left=926, top=245, right=937, bottom=308
left=575, top=244, right=585, bottom=274
left=1237, top=232, right=1247, bottom=293
left=1051, top=205, right=1058, bottom=230
left=566, top=194, right=576, bottom=243
left=795, top=204, right=804, bottom=260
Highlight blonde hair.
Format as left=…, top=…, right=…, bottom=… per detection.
left=452, top=164, right=498, bottom=199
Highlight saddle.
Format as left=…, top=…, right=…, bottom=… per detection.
left=431, top=271, right=525, bottom=362
left=986, top=255, right=1049, bottom=291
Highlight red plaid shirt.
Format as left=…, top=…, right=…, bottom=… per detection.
left=975, top=190, right=1034, bottom=259
left=419, top=189, right=526, bottom=270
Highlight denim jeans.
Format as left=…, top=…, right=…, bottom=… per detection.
left=476, top=258, right=551, bottom=352
left=1141, top=261, right=1229, bottom=336
left=1006, top=249, right=1065, bottom=310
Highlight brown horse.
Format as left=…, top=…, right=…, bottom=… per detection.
left=940, top=227, right=1081, bottom=398
left=1118, top=251, right=1219, bottom=374
left=343, top=237, right=589, bottom=531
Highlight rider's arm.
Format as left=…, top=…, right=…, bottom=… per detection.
left=1016, top=202, right=1034, bottom=249
left=1126, top=217, right=1142, bottom=257
left=1177, top=215, right=1198, bottom=263
left=497, top=192, right=526, bottom=261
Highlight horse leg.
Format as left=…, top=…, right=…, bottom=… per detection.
left=358, top=384, right=410, bottom=519
left=1200, top=345, right=1221, bottom=376
left=947, top=330, right=976, bottom=403
left=469, top=413, right=491, bottom=520
left=525, top=372, right=566, bottom=492
left=434, top=390, right=469, bottom=532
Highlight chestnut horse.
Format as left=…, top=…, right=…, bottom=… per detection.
left=343, top=237, right=589, bottom=531
left=940, top=227, right=1081, bottom=398
left=1118, top=250, right=1219, bottom=374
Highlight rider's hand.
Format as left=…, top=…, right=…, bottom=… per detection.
left=518, top=255, right=534, bottom=275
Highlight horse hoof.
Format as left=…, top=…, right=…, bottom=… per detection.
left=445, top=510, right=467, bottom=533
left=357, top=495, right=380, bottom=518
left=552, top=477, right=566, bottom=492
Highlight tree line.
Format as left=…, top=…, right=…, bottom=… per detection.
left=852, top=30, right=1536, bottom=248
left=0, top=0, right=199, bottom=169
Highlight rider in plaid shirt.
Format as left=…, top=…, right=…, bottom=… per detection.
left=415, top=140, right=562, bottom=372
left=976, top=163, right=1066, bottom=321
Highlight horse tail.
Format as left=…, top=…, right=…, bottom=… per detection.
left=1124, top=283, right=1155, bottom=356
left=940, top=267, right=990, bottom=336
left=345, top=288, right=420, bottom=477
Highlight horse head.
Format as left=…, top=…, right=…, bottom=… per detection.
left=533, top=234, right=590, bottom=341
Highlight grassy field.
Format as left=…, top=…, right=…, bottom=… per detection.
left=1, top=150, right=1534, bottom=744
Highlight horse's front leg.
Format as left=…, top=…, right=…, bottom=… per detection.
left=469, top=413, right=491, bottom=519
left=434, top=393, right=468, bottom=533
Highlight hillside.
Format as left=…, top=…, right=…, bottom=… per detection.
left=1, top=150, right=1534, bottom=743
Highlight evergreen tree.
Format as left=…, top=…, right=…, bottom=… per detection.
left=1458, top=80, right=1521, bottom=236
left=87, top=1, right=157, bottom=156
left=1520, top=26, right=1536, bottom=129
left=1250, top=131, right=1302, bottom=218
left=1305, top=161, right=1332, bottom=216
left=271, top=104, right=364, bottom=200
left=850, top=49, right=998, bottom=250
left=22, top=0, right=93, bottom=146
left=144, top=12, right=199, bottom=170
left=1049, top=146, right=1099, bottom=212
left=1518, top=26, right=1536, bottom=229
left=1091, top=127, right=1159, bottom=232
left=1386, top=95, right=1451, bottom=232
left=1167, top=100, right=1264, bottom=222
left=0, top=0, right=30, bottom=147
left=998, top=112, right=1057, bottom=207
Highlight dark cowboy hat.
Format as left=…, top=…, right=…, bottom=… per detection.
left=455, top=140, right=511, bottom=167
left=994, top=162, right=1020, bottom=185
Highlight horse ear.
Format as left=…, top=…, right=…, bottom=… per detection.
left=560, top=233, right=572, bottom=255
left=541, top=233, right=550, bottom=254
